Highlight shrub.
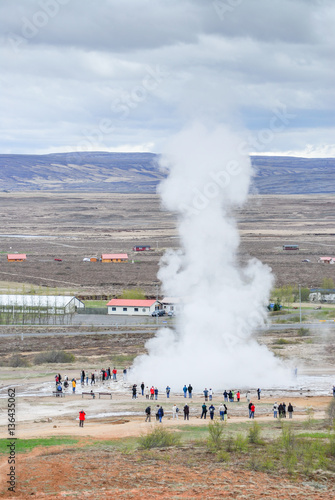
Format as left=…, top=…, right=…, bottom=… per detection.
left=248, top=422, right=262, bottom=444
left=234, top=433, right=248, bottom=453
left=216, top=449, right=230, bottom=462
left=7, top=354, right=30, bottom=367
left=297, top=327, right=310, bottom=337
left=34, top=350, right=75, bottom=364
left=304, top=407, right=316, bottom=428
left=138, top=428, right=180, bottom=449
left=207, top=420, right=225, bottom=451
left=280, top=424, right=297, bottom=475
left=273, top=338, right=290, bottom=345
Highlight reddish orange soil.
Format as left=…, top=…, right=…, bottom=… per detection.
left=1, top=446, right=335, bottom=499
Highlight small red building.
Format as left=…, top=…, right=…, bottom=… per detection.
left=7, top=254, right=26, bottom=262
left=101, top=253, right=128, bottom=263
left=133, top=245, right=151, bottom=252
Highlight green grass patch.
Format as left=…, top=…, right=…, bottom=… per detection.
left=0, top=437, right=79, bottom=455
left=83, top=300, right=108, bottom=307
left=298, top=432, right=330, bottom=439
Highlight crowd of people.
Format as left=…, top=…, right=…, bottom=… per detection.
left=52, top=374, right=300, bottom=427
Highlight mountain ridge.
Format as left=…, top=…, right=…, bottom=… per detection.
left=0, top=152, right=334, bottom=194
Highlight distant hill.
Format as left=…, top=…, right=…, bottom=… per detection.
left=0, top=152, right=334, bottom=194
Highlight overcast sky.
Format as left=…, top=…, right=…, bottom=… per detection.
left=1, top=0, right=334, bottom=156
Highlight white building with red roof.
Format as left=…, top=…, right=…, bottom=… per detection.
left=106, top=299, right=160, bottom=315
left=318, top=256, right=335, bottom=264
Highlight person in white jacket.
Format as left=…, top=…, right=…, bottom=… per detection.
left=172, top=404, right=179, bottom=419
left=273, top=402, right=278, bottom=418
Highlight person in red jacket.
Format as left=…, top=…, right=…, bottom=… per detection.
left=112, top=367, right=117, bottom=381
left=250, top=403, right=255, bottom=419
left=150, top=386, right=155, bottom=399
left=236, top=391, right=241, bottom=402
left=79, top=410, right=86, bottom=427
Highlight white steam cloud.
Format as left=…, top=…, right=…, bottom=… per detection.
left=131, top=122, right=290, bottom=390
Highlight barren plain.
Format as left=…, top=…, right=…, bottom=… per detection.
left=0, top=192, right=334, bottom=296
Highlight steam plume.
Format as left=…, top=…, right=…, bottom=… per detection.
left=131, top=122, right=289, bottom=389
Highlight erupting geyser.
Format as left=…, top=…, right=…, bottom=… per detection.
left=131, top=122, right=290, bottom=389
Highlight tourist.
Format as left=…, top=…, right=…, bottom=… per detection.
left=273, top=402, right=278, bottom=418
left=132, top=384, right=137, bottom=399
left=158, top=406, right=164, bottom=423
left=172, top=404, right=178, bottom=419
left=63, top=379, right=69, bottom=389
left=166, top=385, right=171, bottom=398
left=250, top=403, right=255, bottom=419
left=278, top=403, right=284, bottom=418
left=107, top=367, right=111, bottom=380
left=155, top=405, right=160, bottom=421
left=219, top=403, right=225, bottom=420
left=81, top=370, right=85, bottom=384
left=112, top=367, right=117, bottom=381
left=183, top=404, right=190, bottom=420
left=203, top=388, right=209, bottom=401
left=86, top=373, right=89, bottom=385
left=123, top=368, right=127, bottom=381
left=223, top=390, right=228, bottom=402
left=150, top=386, right=155, bottom=399
left=257, top=388, right=261, bottom=400
left=282, top=402, right=287, bottom=418
left=79, top=410, right=86, bottom=427
left=154, top=387, right=158, bottom=400
left=201, top=403, right=207, bottom=419
left=248, top=401, right=252, bottom=418
left=183, top=385, right=187, bottom=398
left=91, top=372, right=95, bottom=385
left=209, top=404, right=215, bottom=420
left=141, top=382, right=145, bottom=396
left=288, top=402, right=294, bottom=419
left=145, top=406, right=151, bottom=422
left=145, top=386, right=150, bottom=399
left=72, top=378, right=76, bottom=394
left=209, top=388, right=213, bottom=401
left=333, top=385, right=335, bottom=397
left=236, top=390, right=240, bottom=402
left=188, top=384, right=193, bottom=398
left=228, top=390, right=233, bottom=402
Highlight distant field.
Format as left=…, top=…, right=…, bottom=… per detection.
left=0, top=192, right=334, bottom=297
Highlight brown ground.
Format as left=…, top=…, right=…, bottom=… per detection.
left=0, top=193, right=334, bottom=296
left=2, top=446, right=335, bottom=499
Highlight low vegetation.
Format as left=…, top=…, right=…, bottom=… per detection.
left=138, top=427, right=181, bottom=449
left=6, top=354, right=30, bottom=367
left=34, top=350, right=75, bottom=364
left=119, top=288, right=146, bottom=300
left=0, top=437, right=78, bottom=454
left=297, top=327, right=310, bottom=336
